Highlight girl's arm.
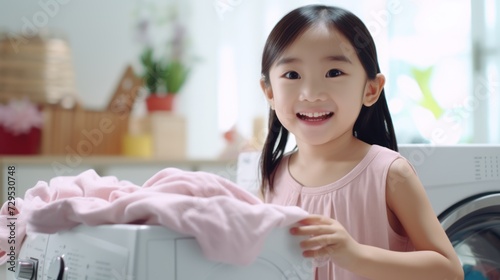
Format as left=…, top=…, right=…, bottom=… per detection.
left=352, top=158, right=463, bottom=280
left=291, top=158, right=463, bottom=280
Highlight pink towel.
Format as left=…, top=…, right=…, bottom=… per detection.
left=0, top=168, right=308, bottom=266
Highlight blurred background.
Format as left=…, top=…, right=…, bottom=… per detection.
left=0, top=0, right=498, bottom=159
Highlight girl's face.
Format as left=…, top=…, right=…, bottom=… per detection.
left=261, top=24, right=384, bottom=147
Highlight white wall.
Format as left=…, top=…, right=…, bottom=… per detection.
left=0, top=0, right=139, bottom=108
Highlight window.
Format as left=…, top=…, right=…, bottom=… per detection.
left=471, top=0, right=500, bottom=143
left=386, top=0, right=473, bottom=144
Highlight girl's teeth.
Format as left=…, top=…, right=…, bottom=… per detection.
left=297, top=112, right=334, bottom=121
left=300, top=112, right=331, bottom=117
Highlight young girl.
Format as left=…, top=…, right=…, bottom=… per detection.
left=258, top=4, right=463, bottom=280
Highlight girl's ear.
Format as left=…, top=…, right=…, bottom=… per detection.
left=363, top=73, right=385, bottom=107
left=260, top=78, right=275, bottom=109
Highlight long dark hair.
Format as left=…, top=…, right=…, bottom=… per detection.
left=260, top=5, right=398, bottom=194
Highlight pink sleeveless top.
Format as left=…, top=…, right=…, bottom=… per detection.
left=265, top=145, right=414, bottom=280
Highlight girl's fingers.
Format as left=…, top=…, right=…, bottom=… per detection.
left=290, top=224, right=334, bottom=236
left=302, top=245, right=336, bottom=258
left=297, top=214, right=333, bottom=225
left=290, top=215, right=336, bottom=235
left=299, top=235, right=335, bottom=250
left=290, top=215, right=340, bottom=236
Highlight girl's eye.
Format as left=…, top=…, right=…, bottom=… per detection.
left=284, top=71, right=301, bottom=79
left=326, top=69, right=343, bottom=78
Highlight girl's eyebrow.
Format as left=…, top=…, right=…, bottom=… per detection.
left=275, top=57, right=300, bottom=66
left=276, top=55, right=352, bottom=66
left=325, top=55, right=352, bottom=64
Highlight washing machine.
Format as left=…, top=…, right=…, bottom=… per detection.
left=8, top=224, right=312, bottom=280
left=398, top=145, right=500, bottom=279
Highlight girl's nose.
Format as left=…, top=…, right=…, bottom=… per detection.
left=299, top=78, right=328, bottom=102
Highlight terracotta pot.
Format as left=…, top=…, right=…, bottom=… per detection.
left=146, top=94, right=176, bottom=112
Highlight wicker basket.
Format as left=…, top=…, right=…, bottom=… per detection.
left=41, top=105, right=128, bottom=155
left=0, top=34, right=78, bottom=105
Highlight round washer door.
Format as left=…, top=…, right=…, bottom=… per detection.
left=439, top=193, right=500, bottom=279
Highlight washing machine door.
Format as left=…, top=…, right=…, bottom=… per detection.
left=439, top=193, right=500, bottom=279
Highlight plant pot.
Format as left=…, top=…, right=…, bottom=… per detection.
left=146, top=94, right=176, bottom=112
left=0, top=126, right=41, bottom=155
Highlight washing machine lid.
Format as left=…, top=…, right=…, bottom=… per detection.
left=439, top=193, right=500, bottom=279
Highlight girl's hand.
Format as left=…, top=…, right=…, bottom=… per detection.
left=290, top=214, right=363, bottom=270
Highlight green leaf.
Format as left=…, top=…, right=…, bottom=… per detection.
left=164, top=61, right=189, bottom=94
left=140, top=47, right=165, bottom=94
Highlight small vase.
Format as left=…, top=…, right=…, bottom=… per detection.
left=0, top=126, right=41, bottom=155
left=146, top=94, right=175, bottom=112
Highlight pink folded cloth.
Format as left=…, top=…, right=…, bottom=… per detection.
left=0, top=168, right=308, bottom=266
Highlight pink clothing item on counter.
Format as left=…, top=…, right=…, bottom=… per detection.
left=0, top=168, right=308, bottom=266
left=265, top=145, right=415, bottom=280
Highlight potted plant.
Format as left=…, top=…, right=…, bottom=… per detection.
left=138, top=7, right=191, bottom=112
left=140, top=48, right=190, bottom=112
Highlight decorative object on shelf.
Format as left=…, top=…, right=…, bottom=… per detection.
left=122, top=134, right=152, bottom=158
left=0, top=98, right=43, bottom=155
left=41, top=65, right=142, bottom=156
left=148, top=112, right=187, bottom=159
left=0, top=33, right=78, bottom=105
left=122, top=115, right=152, bottom=158
left=123, top=112, right=187, bottom=159
left=135, top=3, right=193, bottom=112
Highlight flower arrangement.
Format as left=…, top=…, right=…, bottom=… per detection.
left=0, top=98, right=43, bottom=154
left=0, top=98, right=43, bottom=135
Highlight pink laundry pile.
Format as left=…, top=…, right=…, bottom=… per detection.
left=0, top=168, right=308, bottom=266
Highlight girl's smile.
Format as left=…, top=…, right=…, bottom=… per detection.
left=296, top=111, right=334, bottom=125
